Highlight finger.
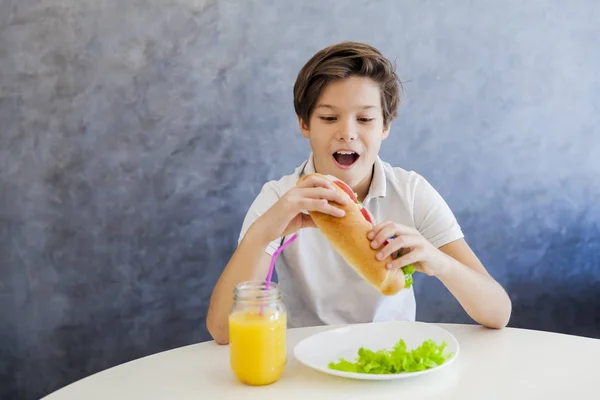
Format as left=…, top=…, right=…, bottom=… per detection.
left=386, top=249, right=424, bottom=270
left=297, top=187, right=349, bottom=205
left=369, top=224, right=402, bottom=249
left=296, top=174, right=336, bottom=190
left=369, top=223, right=417, bottom=242
left=367, top=221, right=395, bottom=240
left=376, top=236, right=423, bottom=261
left=299, top=198, right=346, bottom=217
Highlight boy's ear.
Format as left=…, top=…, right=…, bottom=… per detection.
left=382, top=123, right=391, bottom=140
left=298, top=115, right=310, bottom=138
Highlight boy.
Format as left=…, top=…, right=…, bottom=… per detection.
left=206, top=41, right=511, bottom=344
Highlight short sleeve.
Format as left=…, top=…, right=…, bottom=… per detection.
left=412, top=175, right=464, bottom=248
left=238, top=181, right=284, bottom=256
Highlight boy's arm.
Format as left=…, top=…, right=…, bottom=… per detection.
left=370, top=173, right=511, bottom=329
left=206, top=225, right=272, bottom=344
left=435, top=238, right=512, bottom=329
left=206, top=175, right=349, bottom=344
left=411, top=177, right=511, bottom=328
left=206, top=181, right=281, bottom=345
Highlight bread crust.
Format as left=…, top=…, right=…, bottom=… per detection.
left=297, top=173, right=405, bottom=295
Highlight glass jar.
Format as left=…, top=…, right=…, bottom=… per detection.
left=228, top=281, right=287, bottom=386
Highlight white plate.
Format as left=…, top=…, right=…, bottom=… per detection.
left=293, top=321, right=459, bottom=381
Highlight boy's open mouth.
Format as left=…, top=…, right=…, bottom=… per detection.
left=332, top=151, right=360, bottom=167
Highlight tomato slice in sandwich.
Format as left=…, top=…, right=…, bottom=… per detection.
left=332, top=180, right=358, bottom=202
left=330, top=178, right=374, bottom=225
left=360, top=207, right=374, bottom=224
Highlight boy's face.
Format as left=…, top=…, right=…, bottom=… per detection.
left=298, top=76, right=390, bottom=194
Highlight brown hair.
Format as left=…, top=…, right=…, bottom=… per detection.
left=293, top=41, right=402, bottom=128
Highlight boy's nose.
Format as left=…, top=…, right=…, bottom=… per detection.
left=336, top=120, right=358, bottom=141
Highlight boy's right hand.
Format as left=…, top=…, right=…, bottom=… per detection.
left=252, top=174, right=349, bottom=245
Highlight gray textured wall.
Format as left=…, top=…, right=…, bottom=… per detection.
left=1, top=0, right=599, bottom=398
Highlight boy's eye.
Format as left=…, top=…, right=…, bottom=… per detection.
left=319, top=116, right=337, bottom=122
left=319, top=116, right=375, bottom=123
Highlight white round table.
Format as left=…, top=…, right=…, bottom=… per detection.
left=42, top=323, right=600, bottom=399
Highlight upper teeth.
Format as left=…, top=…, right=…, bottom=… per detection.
left=336, top=151, right=356, bottom=155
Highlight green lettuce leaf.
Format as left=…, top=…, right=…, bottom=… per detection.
left=328, top=338, right=452, bottom=374
left=389, top=247, right=415, bottom=289
left=403, top=264, right=415, bottom=288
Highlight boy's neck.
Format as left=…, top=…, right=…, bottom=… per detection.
left=352, top=166, right=374, bottom=203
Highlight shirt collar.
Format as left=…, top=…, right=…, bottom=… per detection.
left=299, top=153, right=387, bottom=201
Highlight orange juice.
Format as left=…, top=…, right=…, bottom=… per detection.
left=229, top=309, right=287, bottom=386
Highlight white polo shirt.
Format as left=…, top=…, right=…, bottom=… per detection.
left=238, top=153, right=464, bottom=328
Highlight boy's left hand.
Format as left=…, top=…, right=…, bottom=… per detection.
left=367, top=221, right=449, bottom=277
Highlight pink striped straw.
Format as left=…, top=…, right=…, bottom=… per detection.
left=260, top=233, right=298, bottom=315
left=265, top=233, right=298, bottom=289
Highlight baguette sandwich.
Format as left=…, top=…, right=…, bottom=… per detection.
left=297, top=173, right=414, bottom=296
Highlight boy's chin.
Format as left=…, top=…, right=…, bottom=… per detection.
left=328, top=165, right=371, bottom=186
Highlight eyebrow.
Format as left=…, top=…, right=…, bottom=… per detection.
left=315, top=104, right=378, bottom=110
